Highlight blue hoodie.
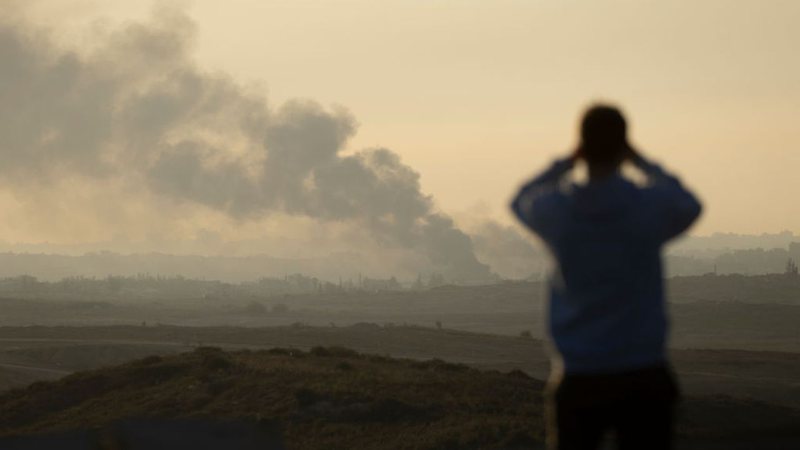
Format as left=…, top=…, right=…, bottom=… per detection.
left=512, top=157, right=701, bottom=374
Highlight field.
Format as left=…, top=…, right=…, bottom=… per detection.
left=1, top=278, right=798, bottom=351
left=0, top=277, right=798, bottom=448
left=0, top=342, right=799, bottom=449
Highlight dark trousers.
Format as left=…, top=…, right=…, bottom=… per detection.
left=545, top=365, right=679, bottom=450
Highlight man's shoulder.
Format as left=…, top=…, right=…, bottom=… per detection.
left=532, top=186, right=572, bottom=209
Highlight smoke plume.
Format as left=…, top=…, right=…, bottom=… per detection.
left=0, top=7, right=492, bottom=281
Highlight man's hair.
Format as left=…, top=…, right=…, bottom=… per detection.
left=580, top=104, right=628, bottom=165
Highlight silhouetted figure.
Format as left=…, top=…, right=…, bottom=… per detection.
left=511, top=105, right=701, bottom=450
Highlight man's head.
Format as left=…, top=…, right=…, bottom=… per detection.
left=579, top=104, right=628, bottom=167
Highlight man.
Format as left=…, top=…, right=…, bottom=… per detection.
left=511, top=105, right=702, bottom=449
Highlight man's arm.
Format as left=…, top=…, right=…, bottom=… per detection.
left=629, top=149, right=702, bottom=242
left=511, top=156, right=575, bottom=239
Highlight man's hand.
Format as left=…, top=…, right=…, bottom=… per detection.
left=624, top=142, right=645, bottom=166
left=568, top=146, right=584, bottom=164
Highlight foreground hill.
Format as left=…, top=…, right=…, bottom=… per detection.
left=1, top=347, right=799, bottom=449
left=0, top=347, right=544, bottom=449
left=3, top=324, right=800, bottom=411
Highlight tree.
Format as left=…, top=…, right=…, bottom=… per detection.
left=244, top=301, right=267, bottom=315
left=412, top=274, right=425, bottom=290
left=785, top=258, right=798, bottom=276
left=428, top=273, right=446, bottom=288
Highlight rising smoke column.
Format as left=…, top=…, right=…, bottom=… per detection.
left=0, top=7, right=491, bottom=281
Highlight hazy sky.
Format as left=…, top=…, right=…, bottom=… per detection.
left=7, top=0, right=800, bottom=240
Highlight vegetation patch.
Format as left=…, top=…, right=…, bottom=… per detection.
left=1, top=345, right=798, bottom=448
left=0, top=347, right=545, bottom=449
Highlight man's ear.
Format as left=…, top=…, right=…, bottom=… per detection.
left=621, top=141, right=635, bottom=160
left=572, top=145, right=584, bottom=162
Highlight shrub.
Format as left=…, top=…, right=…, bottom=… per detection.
left=271, top=303, right=289, bottom=314
left=309, top=346, right=359, bottom=358
left=244, top=301, right=267, bottom=315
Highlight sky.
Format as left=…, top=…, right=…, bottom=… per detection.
left=2, top=0, right=800, bottom=257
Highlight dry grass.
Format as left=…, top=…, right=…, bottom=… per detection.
left=0, top=346, right=545, bottom=449
left=2, top=345, right=799, bottom=449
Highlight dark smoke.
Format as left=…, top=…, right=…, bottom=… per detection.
left=469, top=221, right=548, bottom=280
left=0, top=8, right=491, bottom=281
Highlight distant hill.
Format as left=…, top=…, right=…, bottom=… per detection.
left=1, top=237, right=800, bottom=284
left=668, top=273, right=800, bottom=304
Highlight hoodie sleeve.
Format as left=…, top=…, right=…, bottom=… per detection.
left=633, top=156, right=702, bottom=243
left=511, top=158, right=574, bottom=241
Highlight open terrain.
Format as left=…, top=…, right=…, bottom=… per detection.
left=0, top=277, right=798, bottom=447
left=1, top=277, right=798, bottom=351
left=0, top=325, right=798, bottom=411
left=0, top=346, right=545, bottom=449
left=0, top=346, right=799, bottom=449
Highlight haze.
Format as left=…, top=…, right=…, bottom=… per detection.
left=2, top=4, right=800, bottom=446
left=2, top=0, right=799, bottom=279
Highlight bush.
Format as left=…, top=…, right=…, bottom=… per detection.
left=244, top=301, right=267, bottom=315
left=137, top=355, right=163, bottom=365
left=271, top=303, right=289, bottom=314
left=195, top=347, right=233, bottom=371
left=309, top=346, right=359, bottom=358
